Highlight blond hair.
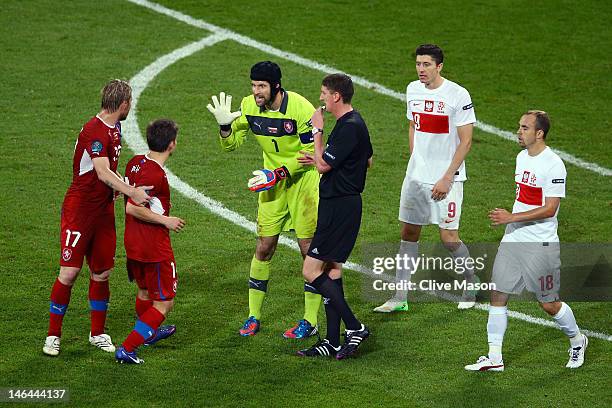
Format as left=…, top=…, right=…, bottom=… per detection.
left=101, top=79, right=132, bottom=113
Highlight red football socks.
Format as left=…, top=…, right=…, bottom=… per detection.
left=48, top=278, right=72, bottom=337
left=135, top=296, right=153, bottom=317
left=122, top=306, right=165, bottom=352
left=89, top=279, right=110, bottom=336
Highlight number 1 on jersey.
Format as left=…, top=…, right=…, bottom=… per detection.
left=271, top=139, right=279, bottom=152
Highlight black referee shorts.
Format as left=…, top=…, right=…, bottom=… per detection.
left=307, top=195, right=362, bottom=263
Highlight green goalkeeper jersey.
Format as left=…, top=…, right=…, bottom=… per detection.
left=220, top=90, right=316, bottom=177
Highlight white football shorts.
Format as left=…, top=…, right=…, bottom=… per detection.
left=491, top=242, right=561, bottom=303
left=398, top=177, right=463, bottom=230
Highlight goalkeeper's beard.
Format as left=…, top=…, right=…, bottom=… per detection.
left=254, top=93, right=271, bottom=108
left=263, top=96, right=273, bottom=109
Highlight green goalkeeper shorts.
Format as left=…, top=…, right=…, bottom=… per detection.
left=256, top=169, right=319, bottom=239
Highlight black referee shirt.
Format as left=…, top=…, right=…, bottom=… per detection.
left=320, top=110, right=373, bottom=199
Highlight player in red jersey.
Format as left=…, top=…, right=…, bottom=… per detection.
left=43, top=79, right=152, bottom=357
left=115, top=119, right=185, bottom=364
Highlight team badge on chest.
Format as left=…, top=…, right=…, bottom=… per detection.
left=522, top=171, right=530, bottom=183
left=283, top=121, right=294, bottom=133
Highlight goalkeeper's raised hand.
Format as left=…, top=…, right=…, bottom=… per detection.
left=206, top=92, right=241, bottom=130
left=248, top=166, right=290, bottom=192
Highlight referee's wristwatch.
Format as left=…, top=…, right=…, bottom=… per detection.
left=311, top=127, right=323, bottom=136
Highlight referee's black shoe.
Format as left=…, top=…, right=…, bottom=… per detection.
left=336, top=325, right=370, bottom=360
left=297, top=339, right=340, bottom=357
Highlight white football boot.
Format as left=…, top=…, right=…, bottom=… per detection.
left=373, top=298, right=408, bottom=313
left=458, top=275, right=479, bottom=309
left=465, top=355, right=505, bottom=372
left=457, top=299, right=476, bottom=310
left=43, top=336, right=61, bottom=356
left=566, top=334, right=588, bottom=369
left=89, top=333, right=116, bottom=352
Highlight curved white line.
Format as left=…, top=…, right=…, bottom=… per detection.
left=123, top=36, right=611, bottom=342
left=124, top=33, right=300, bottom=251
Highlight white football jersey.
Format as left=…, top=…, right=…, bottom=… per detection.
left=502, top=147, right=566, bottom=243
left=405, top=78, right=476, bottom=184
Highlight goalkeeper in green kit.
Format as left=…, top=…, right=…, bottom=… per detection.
left=206, top=61, right=321, bottom=338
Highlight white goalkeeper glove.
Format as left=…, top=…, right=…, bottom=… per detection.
left=206, top=92, right=241, bottom=127
left=248, top=166, right=290, bottom=192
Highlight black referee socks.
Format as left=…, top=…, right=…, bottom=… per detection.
left=311, top=274, right=361, bottom=332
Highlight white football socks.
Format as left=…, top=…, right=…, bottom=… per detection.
left=393, top=240, right=418, bottom=301
left=450, top=241, right=475, bottom=283
left=553, top=302, right=582, bottom=347
left=487, top=305, right=508, bottom=363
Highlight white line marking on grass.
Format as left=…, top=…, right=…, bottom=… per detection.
left=123, top=7, right=612, bottom=342
left=475, top=122, right=612, bottom=176
left=124, top=33, right=302, bottom=253
left=124, top=32, right=227, bottom=153
left=428, top=287, right=612, bottom=341
left=127, top=0, right=611, bottom=177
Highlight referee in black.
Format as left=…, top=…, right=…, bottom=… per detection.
left=296, top=73, right=373, bottom=359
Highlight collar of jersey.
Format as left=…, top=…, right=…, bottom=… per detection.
left=96, top=114, right=117, bottom=129
left=420, top=78, right=447, bottom=93
left=145, top=153, right=165, bottom=170
left=337, top=109, right=356, bottom=122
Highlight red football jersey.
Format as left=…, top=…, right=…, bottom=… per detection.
left=63, top=115, right=122, bottom=213
left=124, top=154, right=174, bottom=262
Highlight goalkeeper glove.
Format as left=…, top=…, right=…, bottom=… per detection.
left=248, top=166, right=290, bottom=192
left=206, top=92, right=241, bottom=130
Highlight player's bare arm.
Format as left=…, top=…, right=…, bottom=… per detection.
left=111, top=170, right=124, bottom=200
left=126, top=202, right=186, bottom=232
left=431, top=123, right=473, bottom=201
left=488, top=197, right=561, bottom=226
left=311, top=108, right=332, bottom=174
left=92, top=157, right=151, bottom=205
left=408, top=120, right=415, bottom=155
left=368, top=156, right=373, bottom=168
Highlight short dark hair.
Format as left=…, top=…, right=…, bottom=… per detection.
left=415, top=44, right=444, bottom=65
left=525, top=110, right=551, bottom=139
left=322, top=73, right=354, bottom=103
left=146, top=119, right=179, bottom=152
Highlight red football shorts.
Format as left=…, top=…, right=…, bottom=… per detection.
left=59, top=207, right=116, bottom=273
left=127, top=258, right=178, bottom=301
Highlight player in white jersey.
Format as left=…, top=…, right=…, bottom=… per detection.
left=465, top=111, right=588, bottom=372
left=374, top=44, right=478, bottom=313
